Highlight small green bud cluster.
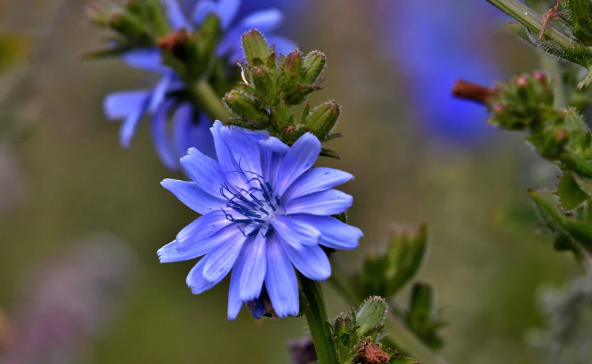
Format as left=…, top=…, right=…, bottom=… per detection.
left=223, top=30, right=341, bottom=155
left=455, top=72, right=592, bottom=266
left=483, top=73, right=592, bottom=164
left=84, top=0, right=169, bottom=54
left=337, top=224, right=444, bottom=352
left=329, top=297, right=418, bottom=364
left=487, top=73, right=554, bottom=130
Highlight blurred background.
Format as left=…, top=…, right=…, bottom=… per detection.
left=0, top=0, right=581, bottom=363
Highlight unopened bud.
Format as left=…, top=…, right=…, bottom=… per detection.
left=251, top=66, right=279, bottom=105
left=242, top=30, right=271, bottom=65
left=304, top=100, right=341, bottom=138
left=158, top=29, right=191, bottom=53
left=302, top=50, right=326, bottom=85
left=451, top=79, right=494, bottom=105
left=516, top=76, right=528, bottom=87
left=223, top=90, right=271, bottom=126
left=284, top=51, right=303, bottom=80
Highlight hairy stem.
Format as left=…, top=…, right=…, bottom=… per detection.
left=298, top=274, right=339, bottom=364
left=330, top=256, right=451, bottom=364
left=190, top=78, right=232, bottom=121
left=486, top=0, right=575, bottom=48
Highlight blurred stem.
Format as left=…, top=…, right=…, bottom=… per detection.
left=330, top=256, right=451, bottom=364
left=298, top=274, right=339, bottom=364
left=485, top=0, right=575, bottom=49
left=190, top=78, right=231, bottom=121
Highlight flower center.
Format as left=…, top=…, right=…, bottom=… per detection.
left=220, top=174, right=284, bottom=237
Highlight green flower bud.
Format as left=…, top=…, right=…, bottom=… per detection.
left=303, top=100, right=341, bottom=139
left=242, top=30, right=271, bottom=66
left=223, top=90, right=270, bottom=127
left=284, top=51, right=303, bottom=83
left=355, top=296, right=387, bottom=337
left=251, top=66, right=279, bottom=106
left=302, top=50, right=326, bottom=85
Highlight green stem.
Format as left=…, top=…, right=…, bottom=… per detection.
left=330, top=256, right=450, bottom=364
left=485, top=0, right=575, bottom=48
left=190, top=78, right=232, bottom=121
left=298, top=274, right=339, bottom=364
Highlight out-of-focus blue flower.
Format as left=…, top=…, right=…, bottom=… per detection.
left=104, top=0, right=297, bottom=170
left=377, top=0, right=500, bottom=145
left=158, top=121, right=362, bottom=319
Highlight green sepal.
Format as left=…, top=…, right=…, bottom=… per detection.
left=390, top=355, right=420, bottom=364
left=531, top=189, right=592, bottom=255
left=320, top=146, right=340, bottom=159
left=555, top=171, right=589, bottom=210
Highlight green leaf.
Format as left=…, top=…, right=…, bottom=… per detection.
left=405, top=283, right=445, bottom=351
left=555, top=172, right=589, bottom=210
left=531, top=189, right=592, bottom=255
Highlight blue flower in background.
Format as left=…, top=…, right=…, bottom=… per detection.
left=377, top=0, right=500, bottom=145
left=104, top=0, right=297, bottom=170
left=158, top=121, right=362, bottom=319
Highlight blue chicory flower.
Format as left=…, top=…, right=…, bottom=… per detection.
left=377, top=0, right=500, bottom=145
left=158, top=121, right=362, bottom=319
left=103, top=0, right=297, bottom=170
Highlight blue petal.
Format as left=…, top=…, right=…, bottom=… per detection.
left=216, top=0, right=241, bottom=29
left=119, top=93, right=151, bottom=148
left=163, top=0, right=192, bottom=30
left=161, top=179, right=226, bottom=214
left=176, top=210, right=233, bottom=246
left=260, top=148, right=286, bottom=188
left=266, top=35, right=297, bottom=56
left=281, top=240, right=331, bottom=281
left=211, top=121, right=250, bottom=190
left=291, top=214, right=362, bottom=250
left=238, top=233, right=267, bottom=301
left=191, top=114, right=217, bottom=159
left=172, top=103, right=195, bottom=160
left=121, top=48, right=165, bottom=72
left=148, top=73, right=174, bottom=112
left=158, top=240, right=196, bottom=263
left=285, top=190, right=353, bottom=216
left=181, top=147, right=226, bottom=197
left=220, top=126, right=263, bottom=177
left=186, top=254, right=220, bottom=294
left=192, top=0, right=217, bottom=25
left=181, top=223, right=244, bottom=255
left=282, top=167, right=353, bottom=201
left=202, top=233, right=247, bottom=282
left=104, top=90, right=151, bottom=120
left=241, top=9, right=283, bottom=31
left=151, top=99, right=179, bottom=170
left=274, top=132, right=321, bottom=196
left=227, top=246, right=247, bottom=320
left=216, top=26, right=244, bottom=57
left=264, top=233, right=299, bottom=318
left=269, top=214, right=320, bottom=249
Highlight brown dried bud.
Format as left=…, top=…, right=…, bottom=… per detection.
left=158, top=29, right=191, bottom=53
left=358, top=340, right=390, bottom=364
left=452, top=79, right=495, bottom=105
